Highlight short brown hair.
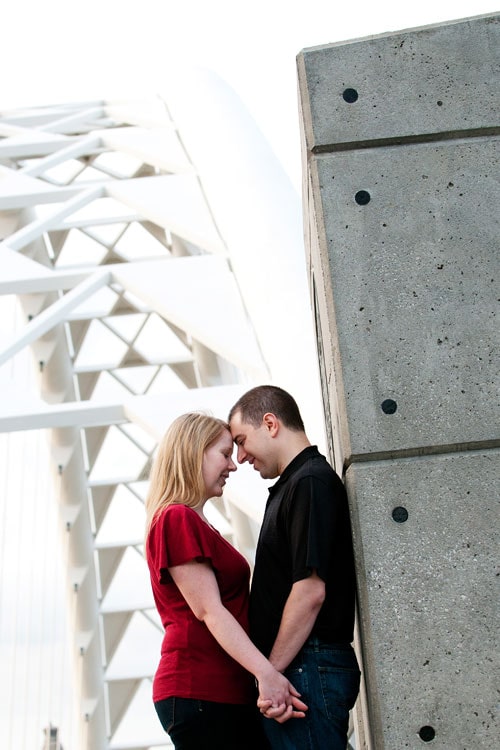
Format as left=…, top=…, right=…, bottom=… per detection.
left=228, top=385, right=304, bottom=431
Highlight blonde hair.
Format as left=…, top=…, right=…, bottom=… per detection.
left=145, top=412, right=228, bottom=539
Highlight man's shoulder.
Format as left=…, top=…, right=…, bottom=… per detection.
left=286, top=451, right=343, bottom=496
left=298, top=448, right=341, bottom=480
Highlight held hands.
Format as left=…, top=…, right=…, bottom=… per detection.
left=257, top=693, right=309, bottom=723
left=256, top=669, right=308, bottom=723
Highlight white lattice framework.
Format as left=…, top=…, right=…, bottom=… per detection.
left=0, top=71, right=325, bottom=750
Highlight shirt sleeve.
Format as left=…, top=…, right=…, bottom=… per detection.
left=149, top=505, right=214, bottom=584
left=285, top=475, right=339, bottom=583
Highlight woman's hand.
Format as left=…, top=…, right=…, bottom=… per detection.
left=256, top=670, right=308, bottom=722
left=168, top=560, right=308, bottom=723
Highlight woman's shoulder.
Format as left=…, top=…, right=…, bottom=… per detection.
left=160, top=503, right=198, bottom=521
left=163, top=503, right=191, bottom=515
left=157, top=503, right=207, bottom=530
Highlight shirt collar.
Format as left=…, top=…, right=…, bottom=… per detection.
left=268, top=445, right=320, bottom=495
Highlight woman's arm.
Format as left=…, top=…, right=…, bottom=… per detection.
left=169, top=559, right=307, bottom=719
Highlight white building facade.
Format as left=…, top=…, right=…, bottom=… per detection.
left=0, top=72, right=325, bottom=750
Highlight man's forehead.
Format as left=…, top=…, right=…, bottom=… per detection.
left=229, top=412, right=252, bottom=434
left=229, top=412, right=244, bottom=430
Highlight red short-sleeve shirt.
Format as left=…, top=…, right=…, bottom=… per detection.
left=147, top=504, right=255, bottom=704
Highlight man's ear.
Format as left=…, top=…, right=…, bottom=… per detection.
left=262, top=412, right=279, bottom=436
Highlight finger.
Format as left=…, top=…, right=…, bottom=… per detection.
left=287, top=680, right=308, bottom=699
left=262, top=704, right=287, bottom=719
left=257, top=698, right=273, bottom=711
left=272, top=705, right=295, bottom=723
left=274, top=709, right=307, bottom=723
left=290, top=696, right=308, bottom=711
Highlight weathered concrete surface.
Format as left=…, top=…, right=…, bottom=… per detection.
left=309, top=138, right=498, bottom=460
left=299, top=13, right=500, bottom=150
left=345, top=451, right=499, bottom=749
left=298, top=12, right=499, bottom=750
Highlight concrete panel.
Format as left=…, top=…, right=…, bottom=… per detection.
left=297, top=14, right=500, bottom=151
left=345, top=451, right=499, bottom=749
left=308, top=137, right=499, bottom=458
left=298, top=12, right=500, bottom=750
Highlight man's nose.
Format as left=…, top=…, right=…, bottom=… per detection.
left=236, top=445, right=247, bottom=464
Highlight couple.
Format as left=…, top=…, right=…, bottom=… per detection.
left=145, top=385, right=360, bottom=749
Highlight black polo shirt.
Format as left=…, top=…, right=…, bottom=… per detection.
left=249, top=446, right=356, bottom=657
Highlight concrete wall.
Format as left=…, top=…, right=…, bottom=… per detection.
left=297, top=13, right=499, bottom=749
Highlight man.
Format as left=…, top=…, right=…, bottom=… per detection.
left=229, top=385, right=360, bottom=749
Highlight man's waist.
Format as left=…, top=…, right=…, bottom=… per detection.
left=303, top=636, right=353, bottom=651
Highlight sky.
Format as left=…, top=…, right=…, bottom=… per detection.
left=1, top=0, right=497, bottom=189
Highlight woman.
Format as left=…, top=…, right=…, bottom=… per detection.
left=145, top=412, right=305, bottom=750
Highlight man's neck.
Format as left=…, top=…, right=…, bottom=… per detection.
left=277, top=432, right=311, bottom=476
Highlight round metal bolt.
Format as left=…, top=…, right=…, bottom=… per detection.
left=418, top=726, right=436, bottom=742
left=381, top=399, right=397, bottom=414
left=355, top=190, right=371, bottom=205
left=392, top=506, right=409, bottom=523
left=343, top=88, right=359, bottom=103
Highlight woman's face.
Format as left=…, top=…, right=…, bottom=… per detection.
left=202, top=429, right=237, bottom=499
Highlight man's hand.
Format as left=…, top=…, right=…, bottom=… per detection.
left=257, top=685, right=308, bottom=722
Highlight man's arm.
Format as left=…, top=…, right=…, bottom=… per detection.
left=169, top=559, right=307, bottom=716
left=268, top=570, right=325, bottom=673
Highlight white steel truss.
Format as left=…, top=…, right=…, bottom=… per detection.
left=0, top=71, right=324, bottom=750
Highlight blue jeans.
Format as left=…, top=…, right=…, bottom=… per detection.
left=263, top=640, right=360, bottom=750
left=154, top=696, right=270, bottom=750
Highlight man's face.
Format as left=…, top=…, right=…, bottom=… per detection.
left=229, top=411, right=278, bottom=479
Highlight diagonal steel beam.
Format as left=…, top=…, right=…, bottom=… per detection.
left=0, top=269, right=111, bottom=367
left=20, top=134, right=103, bottom=176
left=2, top=185, right=103, bottom=250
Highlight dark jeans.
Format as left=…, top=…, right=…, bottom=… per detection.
left=154, top=696, right=270, bottom=750
left=262, top=640, right=360, bottom=750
